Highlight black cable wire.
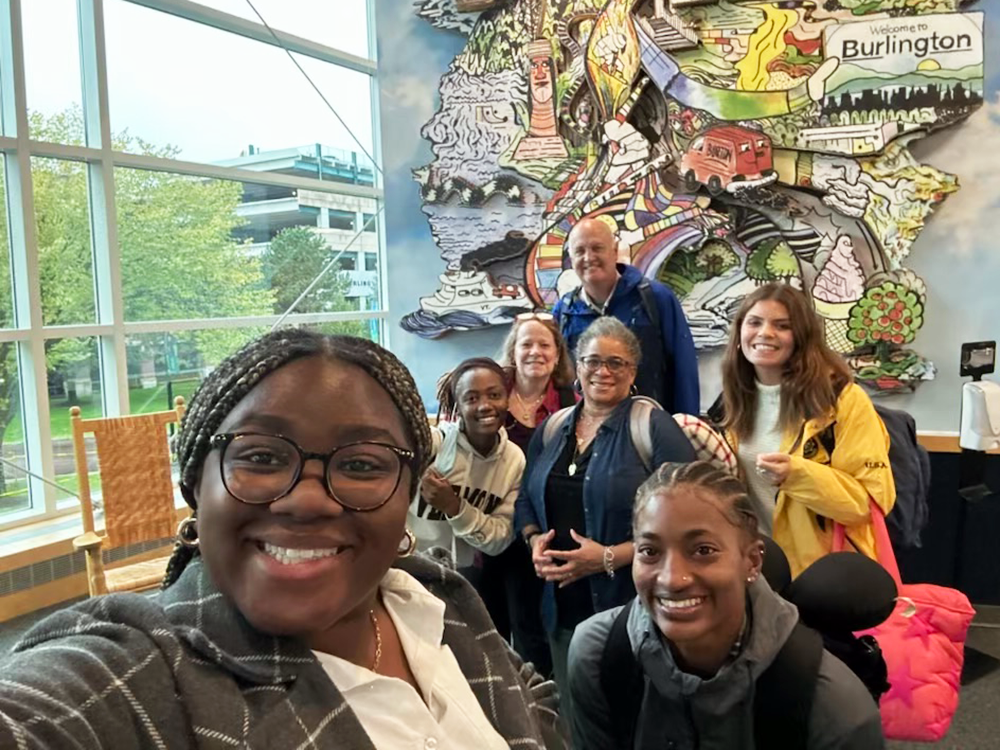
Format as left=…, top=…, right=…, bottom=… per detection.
left=243, top=0, right=382, bottom=176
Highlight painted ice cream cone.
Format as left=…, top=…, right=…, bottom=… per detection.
left=812, top=236, right=864, bottom=353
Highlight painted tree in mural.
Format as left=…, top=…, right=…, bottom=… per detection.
left=848, top=271, right=926, bottom=376
left=695, top=240, right=739, bottom=280
left=746, top=239, right=798, bottom=286
left=409, top=0, right=984, bottom=393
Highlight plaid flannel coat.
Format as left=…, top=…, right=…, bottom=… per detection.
left=0, top=555, right=566, bottom=749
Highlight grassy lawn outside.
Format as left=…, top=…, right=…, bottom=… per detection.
left=6, top=378, right=201, bottom=441
left=0, top=379, right=195, bottom=517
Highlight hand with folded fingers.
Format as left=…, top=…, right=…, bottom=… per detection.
left=539, top=529, right=605, bottom=588
left=756, top=452, right=791, bottom=486
left=421, top=468, right=461, bottom=516
left=530, top=529, right=556, bottom=577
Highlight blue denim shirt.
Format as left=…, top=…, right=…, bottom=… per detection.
left=514, top=397, right=696, bottom=632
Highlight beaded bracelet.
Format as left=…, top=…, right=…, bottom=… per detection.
left=603, top=546, right=615, bottom=579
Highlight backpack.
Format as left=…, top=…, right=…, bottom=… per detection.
left=599, top=599, right=823, bottom=749
left=810, top=404, right=930, bottom=549
left=541, top=396, right=661, bottom=472
left=706, top=395, right=931, bottom=549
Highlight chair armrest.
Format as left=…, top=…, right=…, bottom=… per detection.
left=73, top=531, right=104, bottom=552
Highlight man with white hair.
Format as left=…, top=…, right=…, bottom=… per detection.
left=553, top=217, right=699, bottom=414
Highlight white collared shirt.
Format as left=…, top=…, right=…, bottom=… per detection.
left=579, top=273, right=620, bottom=314
left=312, top=568, right=509, bottom=750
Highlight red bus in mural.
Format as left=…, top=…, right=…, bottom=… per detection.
left=681, top=125, right=777, bottom=196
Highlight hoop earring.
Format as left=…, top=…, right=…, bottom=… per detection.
left=397, top=528, right=417, bottom=558
left=176, top=515, right=199, bottom=549
left=573, top=378, right=582, bottom=394
left=629, top=384, right=638, bottom=396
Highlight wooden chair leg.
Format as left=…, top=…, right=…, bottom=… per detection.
left=84, top=548, right=108, bottom=596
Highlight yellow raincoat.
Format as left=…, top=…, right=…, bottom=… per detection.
left=725, top=383, right=896, bottom=578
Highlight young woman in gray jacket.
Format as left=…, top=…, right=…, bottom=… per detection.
left=568, top=461, right=884, bottom=750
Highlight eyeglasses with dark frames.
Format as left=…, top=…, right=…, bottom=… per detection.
left=577, top=355, right=634, bottom=374
left=209, top=432, right=416, bottom=511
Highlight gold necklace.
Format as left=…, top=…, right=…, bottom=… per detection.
left=513, top=390, right=546, bottom=421
left=569, top=412, right=604, bottom=476
left=370, top=609, right=382, bottom=673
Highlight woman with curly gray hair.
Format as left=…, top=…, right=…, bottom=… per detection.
left=515, top=316, right=696, bottom=726
left=0, top=330, right=566, bottom=750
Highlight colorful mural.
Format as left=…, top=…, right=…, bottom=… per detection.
left=401, top=0, right=985, bottom=394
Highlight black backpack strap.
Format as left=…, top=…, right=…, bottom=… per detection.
left=557, top=289, right=579, bottom=342
left=599, top=600, right=642, bottom=747
left=706, top=393, right=725, bottom=425
left=817, top=422, right=837, bottom=456
left=636, top=278, right=661, bottom=336
left=753, top=622, right=823, bottom=750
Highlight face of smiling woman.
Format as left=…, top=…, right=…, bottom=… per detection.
left=194, top=355, right=413, bottom=639
left=739, top=300, right=795, bottom=385
left=632, top=487, right=762, bottom=672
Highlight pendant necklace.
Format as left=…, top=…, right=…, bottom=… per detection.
left=513, top=390, right=546, bottom=423
left=570, top=427, right=593, bottom=477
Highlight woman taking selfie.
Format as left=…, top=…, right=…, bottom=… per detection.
left=0, top=331, right=566, bottom=750
left=716, top=282, right=895, bottom=577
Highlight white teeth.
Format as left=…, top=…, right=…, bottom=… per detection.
left=656, top=596, right=705, bottom=609
left=261, top=542, right=343, bottom=566
left=753, top=344, right=778, bottom=351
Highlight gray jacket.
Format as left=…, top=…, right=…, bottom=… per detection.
left=568, top=579, right=884, bottom=750
left=0, top=555, right=566, bottom=749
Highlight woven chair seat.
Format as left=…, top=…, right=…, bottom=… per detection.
left=104, top=555, right=172, bottom=593
left=71, top=398, right=185, bottom=597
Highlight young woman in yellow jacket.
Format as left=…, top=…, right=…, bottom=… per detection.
left=719, top=283, right=895, bottom=577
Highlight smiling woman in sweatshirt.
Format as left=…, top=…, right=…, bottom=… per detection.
left=410, top=357, right=526, bottom=603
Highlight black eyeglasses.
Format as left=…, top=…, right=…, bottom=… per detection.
left=578, top=355, right=634, bottom=374
left=209, top=433, right=416, bottom=511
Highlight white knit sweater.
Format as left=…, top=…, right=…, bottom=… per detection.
left=736, top=381, right=784, bottom=535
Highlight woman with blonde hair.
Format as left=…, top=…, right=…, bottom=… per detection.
left=488, top=311, right=577, bottom=676
left=498, top=311, right=577, bottom=449
left=716, top=282, right=895, bottom=577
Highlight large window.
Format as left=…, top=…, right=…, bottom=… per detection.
left=0, top=0, right=384, bottom=531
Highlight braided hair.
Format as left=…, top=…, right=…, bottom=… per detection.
left=434, top=357, right=507, bottom=423
left=634, top=460, right=761, bottom=542
left=163, top=329, right=432, bottom=589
